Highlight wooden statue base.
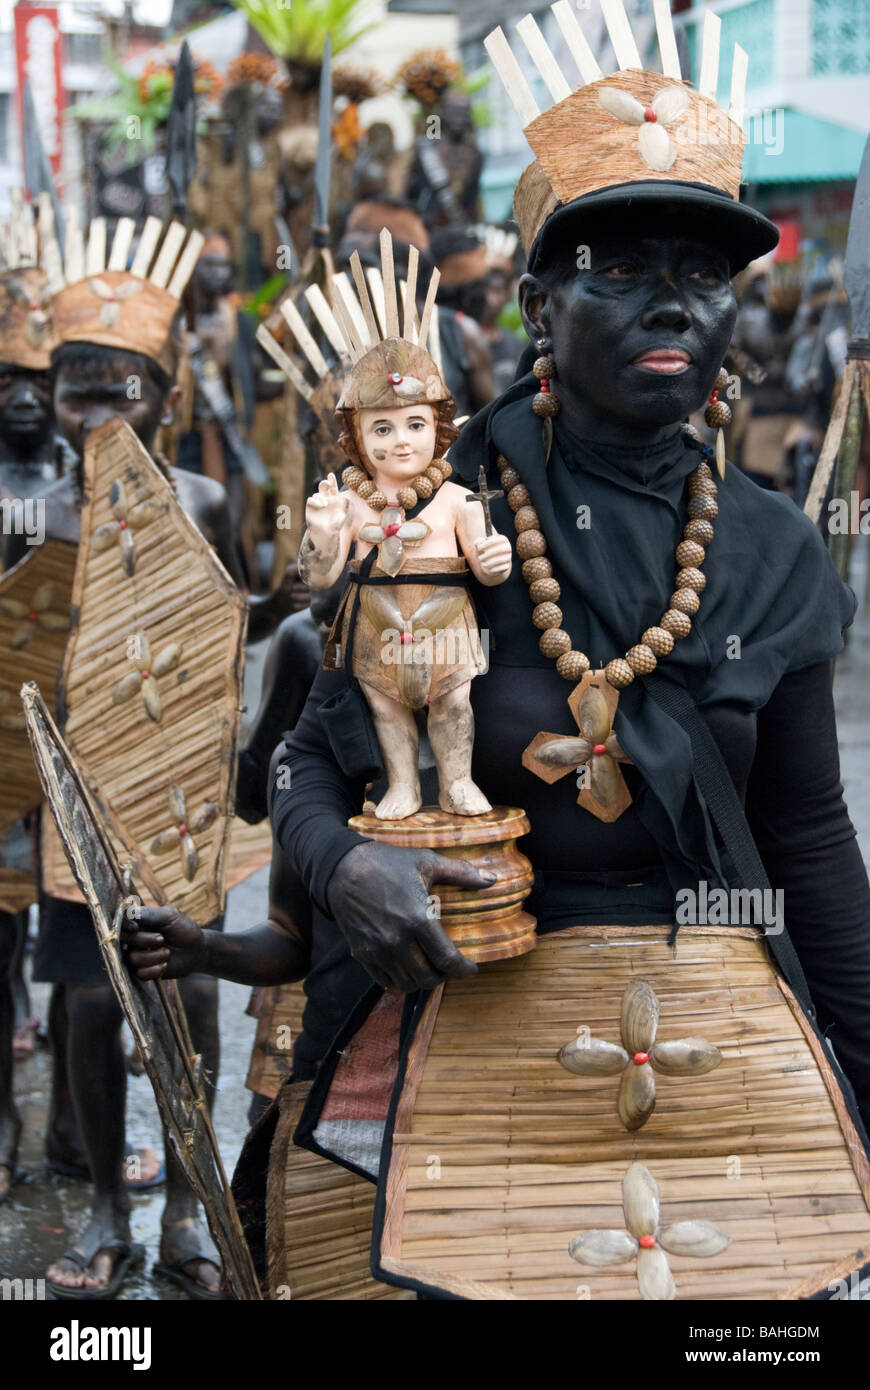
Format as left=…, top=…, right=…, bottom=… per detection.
left=347, top=806, right=536, bottom=964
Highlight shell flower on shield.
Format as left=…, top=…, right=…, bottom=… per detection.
left=598, top=85, right=690, bottom=172
left=113, top=631, right=183, bottom=722
left=0, top=581, right=70, bottom=649
left=569, top=1162, right=730, bottom=1301
left=90, top=479, right=158, bottom=576
left=151, top=782, right=218, bottom=881
left=558, top=978, right=722, bottom=1131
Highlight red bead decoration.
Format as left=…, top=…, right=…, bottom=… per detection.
left=644, top=107, right=657, bottom=122
left=388, top=372, right=403, bottom=385
left=632, top=1052, right=650, bottom=1065
left=383, top=522, right=400, bottom=537
left=141, top=671, right=150, bottom=679
left=400, top=632, right=412, bottom=645
left=593, top=743, right=607, bottom=756
left=119, top=519, right=128, bottom=530
left=178, top=822, right=187, bottom=835
left=639, top=1235, right=656, bottom=1249
left=28, top=611, right=37, bottom=623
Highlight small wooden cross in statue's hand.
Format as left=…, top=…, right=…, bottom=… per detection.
left=465, top=465, right=504, bottom=537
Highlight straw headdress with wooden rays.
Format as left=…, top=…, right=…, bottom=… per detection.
left=257, top=229, right=457, bottom=476
left=0, top=192, right=61, bottom=370
left=485, top=1, right=769, bottom=263
left=49, top=214, right=204, bottom=378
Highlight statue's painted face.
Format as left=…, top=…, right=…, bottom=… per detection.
left=520, top=222, right=737, bottom=430
left=358, top=403, right=436, bottom=482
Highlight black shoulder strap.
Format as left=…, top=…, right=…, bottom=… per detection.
left=645, top=673, right=814, bottom=1014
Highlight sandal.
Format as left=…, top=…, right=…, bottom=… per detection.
left=46, top=1217, right=145, bottom=1301
left=153, top=1218, right=224, bottom=1300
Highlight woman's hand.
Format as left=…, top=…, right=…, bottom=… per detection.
left=121, top=905, right=205, bottom=981
left=327, top=841, right=492, bottom=991
left=474, top=532, right=513, bottom=583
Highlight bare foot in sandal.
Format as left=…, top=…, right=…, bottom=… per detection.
left=158, top=1215, right=222, bottom=1296
left=47, top=1210, right=143, bottom=1297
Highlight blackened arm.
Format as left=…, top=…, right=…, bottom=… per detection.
left=271, top=666, right=372, bottom=917
left=747, top=661, right=870, bottom=1125
left=199, top=826, right=313, bottom=985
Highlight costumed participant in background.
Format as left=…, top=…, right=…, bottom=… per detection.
left=0, top=196, right=66, bottom=1201
left=177, top=232, right=264, bottom=587
left=125, top=2, right=870, bottom=1300
left=407, top=86, right=483, bottom=230
left=17, top=216, right=225, bottom=1298
left=785, top=267, right=851, bottom=510
left=6, top=223, right=304, bottom=642
left=730, top=260, right=801, bottom=490
left=429, top=226, right=501, bottom=406
left=477, top=225, right=527, bottom=397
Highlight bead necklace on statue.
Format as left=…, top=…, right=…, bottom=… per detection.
left=340, top=454, right=452, bottom=516
left=515, top=342, right=722, bottom=824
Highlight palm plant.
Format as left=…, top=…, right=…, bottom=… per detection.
left=231, top=0, right=376, bottom=86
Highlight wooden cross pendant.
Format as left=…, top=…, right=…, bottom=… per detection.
left=521, top=669, right=632, bottom=822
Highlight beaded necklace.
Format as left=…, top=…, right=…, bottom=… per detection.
left=496, top=450, right=717, bottom=689
left=503, top=445, right=719, bottom=821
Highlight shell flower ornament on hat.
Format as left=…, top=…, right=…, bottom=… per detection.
left=597, top=84, right=690, bottom=172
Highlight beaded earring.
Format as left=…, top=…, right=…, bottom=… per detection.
left=532, top=335, right=559, bottom=463
left=705, top=366, right=732, bottom=480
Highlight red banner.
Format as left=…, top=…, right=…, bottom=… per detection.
left=14, top=4, right=65, bottom=185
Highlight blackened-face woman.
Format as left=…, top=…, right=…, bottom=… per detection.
left=266, top=19, right=870, bottom=1143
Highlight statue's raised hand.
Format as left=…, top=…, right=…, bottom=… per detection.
left=305, top=472, right=350, bottom=537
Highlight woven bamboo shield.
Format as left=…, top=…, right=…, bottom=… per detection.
left=58, top=418, right=246, bottom=924
left=375, top=925, right=870, bottom=1300
left=21, top=683, right=261, bottom=1300
left=264, top=1081, right=407, bottom=1302
left=0, top=538, right=76, bottom=910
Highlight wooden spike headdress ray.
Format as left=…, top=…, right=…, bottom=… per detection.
left=485, top=0, right=778, bottom=275
left=257, top=230, right=457, bottom=486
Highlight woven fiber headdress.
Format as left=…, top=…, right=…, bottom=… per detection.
left=486, top=0, right=778, bottom=272
left=0, top=192, right=61, bottom=370
left=50, top=214, right=204, bottom=378
left=258, top=228, right=457, bottom=475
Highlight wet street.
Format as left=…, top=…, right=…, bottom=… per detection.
left=4, top=536, right=870, bottom=1300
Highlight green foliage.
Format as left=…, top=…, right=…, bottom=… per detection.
left=229, top=0, right=376, bottom=63
left=71, top=51, right=172, bottom=153
left=242, top=273, right=291, bottom=319
left=498, top=299, right=524, bottom=334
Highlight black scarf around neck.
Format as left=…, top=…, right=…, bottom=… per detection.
left=449, top=372, right=856, bottom=891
